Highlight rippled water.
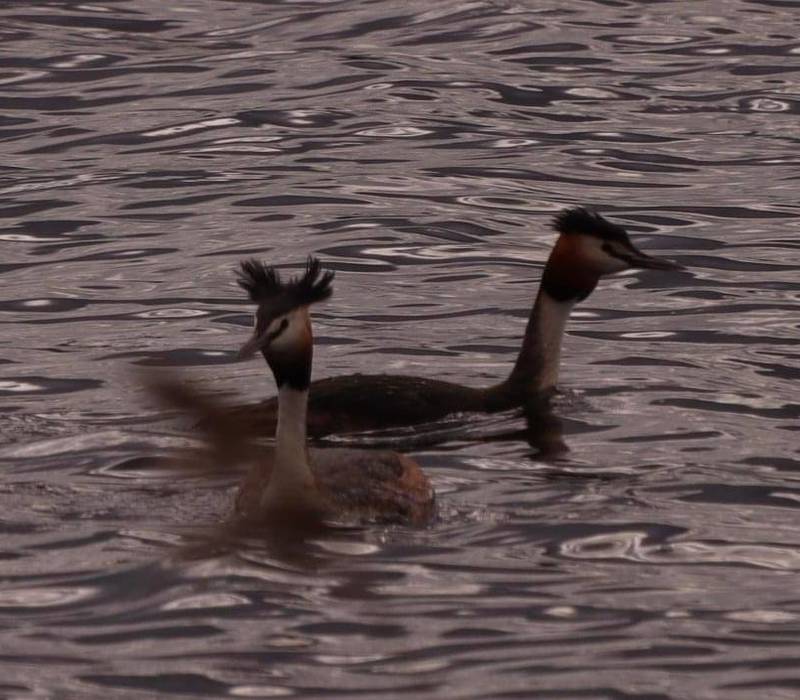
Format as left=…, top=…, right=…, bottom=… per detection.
left=2, top=1, right=800, bottom=697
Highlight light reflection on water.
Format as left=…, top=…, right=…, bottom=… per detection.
left=2, top=0, right=800, bottom=697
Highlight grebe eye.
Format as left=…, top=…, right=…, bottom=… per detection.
left=269, top=316, right=290, bottom=339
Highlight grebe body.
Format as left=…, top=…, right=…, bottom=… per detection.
left=233, top=258, right=434, bottom=525
left=229, top=207, right=681, bottom=438
left=235, top=445, right=433, bottom=525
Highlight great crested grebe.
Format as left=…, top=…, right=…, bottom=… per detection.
left=230, top=258, right=434, bottom=525
left=229, top=207, right=681, bottom=437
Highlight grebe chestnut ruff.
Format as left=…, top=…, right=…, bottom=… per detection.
left=233, top=258, right=434, bottom=525
left=231, top=207, right=682, bottom=438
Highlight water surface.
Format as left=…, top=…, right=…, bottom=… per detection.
left=2, top=1, right=799, bottom=697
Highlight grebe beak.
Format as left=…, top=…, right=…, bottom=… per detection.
left=629, top=251, right=684, bottom=271
left=238, top=329, right=272, bottom=360
left=616, top=243, right=684, bottom=271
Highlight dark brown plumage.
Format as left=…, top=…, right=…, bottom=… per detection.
left=223, top=373, right=510, bottom=438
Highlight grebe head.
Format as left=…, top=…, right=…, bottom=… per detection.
left=236, top=257, right=334, bottom=389
left=542, top=207, right=682, bottom=303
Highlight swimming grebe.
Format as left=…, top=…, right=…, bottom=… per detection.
left=231, top=207, right=681, bottom=437
left=232, top=258, right=434, bottom=525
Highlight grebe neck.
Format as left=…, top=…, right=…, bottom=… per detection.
left=489, top=238, right=600, bottom=404
left=501, top=289, right=576, bottom=398
left=259, top=385, right=318, bottom=512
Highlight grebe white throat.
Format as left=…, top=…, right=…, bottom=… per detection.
left=531, top=292, right=575, bottom=392
left=259, top=385, right=318, bottom=512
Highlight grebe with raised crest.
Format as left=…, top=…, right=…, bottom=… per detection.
left=229, top=258, right=434, bottom=525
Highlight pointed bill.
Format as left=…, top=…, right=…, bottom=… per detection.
left=621, top=244, right=683, bottom=271
left=238, top=330, right=269, bottom=360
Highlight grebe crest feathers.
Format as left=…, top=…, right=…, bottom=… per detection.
left=554, top=207, right=631, bottom=245
left=237, top=256, right=334, bottom=307
left=238, top=257, right=334, bottom=364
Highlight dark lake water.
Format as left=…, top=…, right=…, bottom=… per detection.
left=2, top=1, right=800, bottom=697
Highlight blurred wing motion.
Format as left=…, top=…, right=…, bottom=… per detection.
left=139, top=368, right=262, bottom=474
